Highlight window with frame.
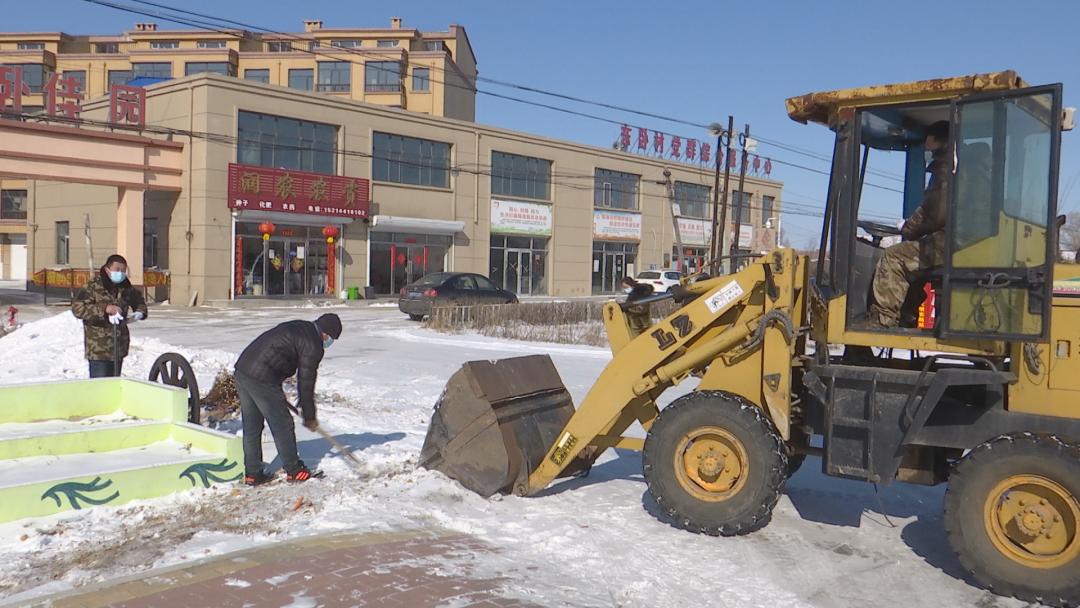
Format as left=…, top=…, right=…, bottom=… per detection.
left=95, top=42, right=120, bottom=54
left=108, top=69, right=132, bottom=87
left=731, top=190, right=752, bottom=224
left=376, top=40, right=399, bottom=48
left=674, top=181, right=710, bottom=218
left=143, top=218, right=159, bottom=268
left=55, top=221, right=69, bottom=265
left=132, top=62, right=172, bottom=79
left=4, top=64, right=49, bottom=93
left=412, top=67, right=430, bottom=92
left=17, top=42, right=45, bottom=50
left=594, top=168, right=640, bottom=210
left=422, top=40, right=445, bottom=52
left=316, top=61, right=350, bottom=92
left=491, top=151, right=551, bottom=201
left=287, top=68, right=313, bottom=91
left=0, top=189, right=28, bottom=221
left=365, top=61, right=401, bottom=92
left=761, top=195, right=775, bottom=226
left=331, top=40, right=361, bottom=48
left=184, top=62, right=235, bottom=77
left=244, top=68, right=270, bottom=84
left=197, top=40, right=227, bottom=49
left=373, top=132, right=451, bottom=188
left=237, top=110, right=338, bottom=174
left=267, top=41, right=293, bottom=53
left=62, top=70, right=86, bottom=92
left=149, top=40, right=179, bottom=49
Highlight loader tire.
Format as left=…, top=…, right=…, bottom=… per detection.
left=643, top=390, right=788, bottom=536
left=944, top=434, right=1080, bottom=607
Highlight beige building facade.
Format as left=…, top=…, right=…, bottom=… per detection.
left=22, top=74, right=782, bottom=302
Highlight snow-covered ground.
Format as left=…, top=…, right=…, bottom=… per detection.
left=0, top=305, right=1020, bottom=607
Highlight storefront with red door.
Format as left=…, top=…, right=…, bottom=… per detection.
left=227, top=163, right=369, bottom=299
left=367, top=215, right=462, bottom=296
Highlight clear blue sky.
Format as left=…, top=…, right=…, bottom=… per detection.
left=8, top=0, right=1080, bottom=247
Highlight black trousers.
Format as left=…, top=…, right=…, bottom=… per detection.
left=234, top=369, right=302, bottom=476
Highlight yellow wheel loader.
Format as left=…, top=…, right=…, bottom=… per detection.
left=421, top=71, right=1080, bottom=606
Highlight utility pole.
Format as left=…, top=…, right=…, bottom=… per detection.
left=657, top=169, right=686, bottom=273
left=729, top=123, right=752, bottom=269
left=707, top=120, right=725, bottom=270
left=715, top=116, right=735, bottom=274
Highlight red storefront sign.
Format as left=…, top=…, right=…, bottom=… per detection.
left=227, top=163, right=370, bottom=218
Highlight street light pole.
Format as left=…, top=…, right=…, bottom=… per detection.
left=729, top=123, right=751, bottom=269
left=715, top=116, right=735, bottom=274
left=657, top=168, right=686, bottom=274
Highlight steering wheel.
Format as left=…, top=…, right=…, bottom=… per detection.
left=857, top=220, right=901, bottom=246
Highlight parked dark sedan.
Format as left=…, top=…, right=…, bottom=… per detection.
left=398, top=272, right=519, bottom=320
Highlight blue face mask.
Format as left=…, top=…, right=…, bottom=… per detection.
left=109, top=270, right=126, bottom=284
left=323, top=336, right=334, bottom=349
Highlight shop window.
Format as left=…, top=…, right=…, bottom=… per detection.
left=490, top=235, right=548, bottom=295
left=674, top=181, right=710, bottom=218
left=185, top=62, right=235, bottom=77
left=288, top=68, right=313, bottom=91
left=132, top=62, right=172, bottom=79
left=592, top=240, right=638, bottom=294
left=0, top=189, right=27, bottom=221
left=365, top=61, right=401, bottom=92
left=317, top=61, right=351, bottom=93
left=237, top=110, right=338, bottom=174
left=55, top=221, right=69, bottom=265
left=244, top=69, right=270, bottom=84
left=369, top=232, right=450, bottom=295
left=412, top=67, right=430, bottom=92
left=594, top=168, right=640, bottom=211
left=372, top=132, right=450, bottom=188
left=491, top=151, right=551, bottom=201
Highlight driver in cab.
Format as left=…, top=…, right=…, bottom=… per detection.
left=868, top=120, right=951, bottom=329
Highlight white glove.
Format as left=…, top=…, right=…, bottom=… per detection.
left=130, top=311, right=144, bottom=322
left=108, top=313, right=124, bottom=325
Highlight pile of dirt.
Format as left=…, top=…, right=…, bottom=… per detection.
left=201, top=369, right=240, bottom=422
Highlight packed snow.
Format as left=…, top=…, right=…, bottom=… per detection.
left=0, top=305, right=1024, bottom=607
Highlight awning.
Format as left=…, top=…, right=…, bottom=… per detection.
left=371, top=215, right=464, bottom=235
left=233, top=210, right=353, bottom=227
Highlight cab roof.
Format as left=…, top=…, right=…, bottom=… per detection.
left=785, top=70, right=1028, bottom=127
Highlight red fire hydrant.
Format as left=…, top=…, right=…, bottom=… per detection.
left=6, top=306, right=17, bottom=329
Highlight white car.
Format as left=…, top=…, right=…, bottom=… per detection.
left=635, top=269, right=682, bottom=292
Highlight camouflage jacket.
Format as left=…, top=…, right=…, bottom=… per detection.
left=71, top=272, right=148, bottom=361
left=901, top=152, right=950, bottom=241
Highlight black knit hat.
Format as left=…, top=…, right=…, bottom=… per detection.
left=315, top=313, right=342, bottom=340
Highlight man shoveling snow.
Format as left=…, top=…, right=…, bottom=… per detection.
left=234, top=313, right=342, bottom=485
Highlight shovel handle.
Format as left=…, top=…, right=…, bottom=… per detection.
left=285, top=402, right=362, bottom=465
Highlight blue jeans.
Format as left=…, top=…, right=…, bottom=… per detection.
left=89, top=359, right=123, bottom=378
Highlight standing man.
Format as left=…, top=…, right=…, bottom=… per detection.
left=869, top=120, right=951, bottom=328
left=234, top=313, right=342, bottom=485
left=72, top=254, right=147, bottom=378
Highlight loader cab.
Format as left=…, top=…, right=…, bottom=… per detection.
left=812, top=81, right=1064, bottom=344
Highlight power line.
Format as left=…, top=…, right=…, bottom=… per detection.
left=77, top=0, right=911, bottom=195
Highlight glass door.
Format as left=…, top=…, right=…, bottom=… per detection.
left=603, top=252, right=626, bottom=293
left=941, top=85, right=1061, bottom=340
left=505, top=249, right=532, bottom=295
left=265, top=238, right=287, bottom=296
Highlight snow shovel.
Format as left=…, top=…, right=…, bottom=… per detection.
left=284, top=402, right=365, bottom=477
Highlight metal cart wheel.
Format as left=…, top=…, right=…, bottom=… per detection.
left=148, top=352, right=201, bottom=424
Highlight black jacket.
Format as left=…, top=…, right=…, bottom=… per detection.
left=626, top=283, right=654, bottom=304
left=235, top=320, right=324, bottom=421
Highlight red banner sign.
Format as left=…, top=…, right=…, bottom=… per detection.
left=227, top=163, right=370, bottom=219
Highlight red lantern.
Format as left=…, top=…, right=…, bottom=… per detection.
left=258, top=221, right=276, bottom=241
left=321, top=225, right=339, bottom=244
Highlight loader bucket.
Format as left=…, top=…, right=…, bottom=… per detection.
left=420, top=354, right=576, bottom=497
